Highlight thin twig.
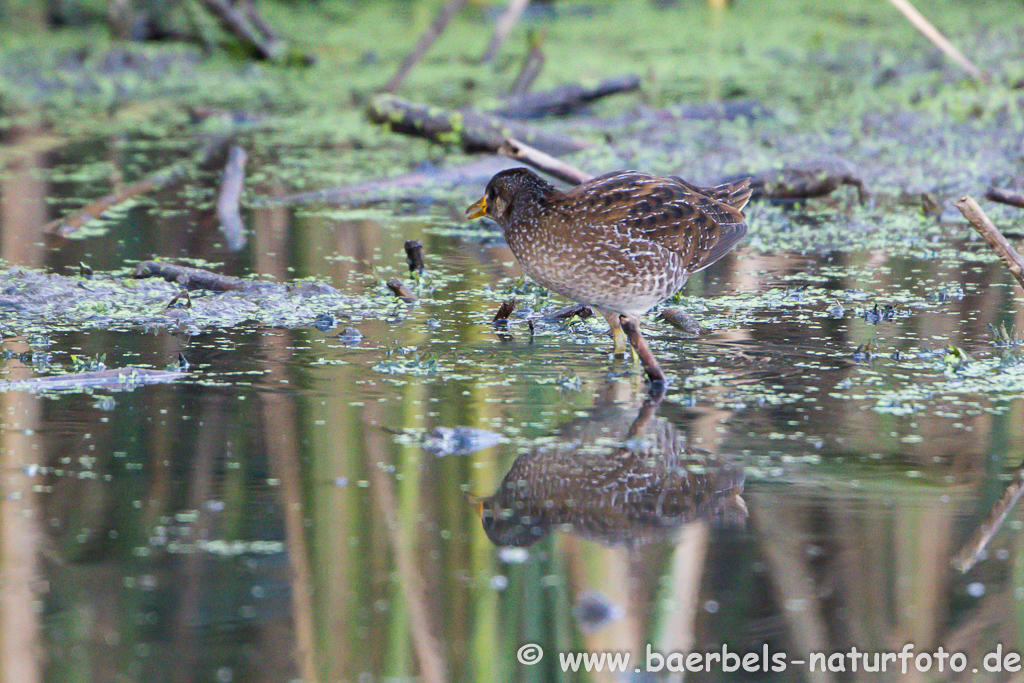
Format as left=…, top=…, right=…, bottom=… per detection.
left=480, top=0, right=531, bottom=64
left=382, top=0, right=467, bottom=93
left=216, top=145, right=248, bottom=252
left=508, top=29, right=545, bottom=96
left=885, top=0, right=984, bottom=81
left=955, top=195, right=1024, bottom=293
left=986, top=187, right=1024, bottom=210
left=498, top=138, right=593, bottom=185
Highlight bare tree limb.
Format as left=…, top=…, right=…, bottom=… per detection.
left=885, top=0, right=985, bottom=81
left=955, top=195, right=1024, bottom=292
left=498, top=138, right=593, bottom=185
left=480, top=0, right=531, bottom=64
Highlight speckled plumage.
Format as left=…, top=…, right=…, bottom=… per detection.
left=469, top=168, right=751, bottom=319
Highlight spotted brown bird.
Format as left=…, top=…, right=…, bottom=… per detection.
left=466, top=168, right=751, bottom=383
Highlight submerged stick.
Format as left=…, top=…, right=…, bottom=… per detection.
left=480, top=0, right=531, bottom=63
left=0, top=368, right=185, bottom=393
left=46, top=136, right=229, bottom=237
left=495, top=74, right=642, bottom=119
left=952, top=468, right=1024, bottom=573
left=885, top=0, right=984, bottom=81
left=498, top=138, right=593, bottom=185
left=134, top=260, right=244, bottom=291
left=955, top=195, right=1024, bottom=292
left=368, top=94, right=590, bottom=155
left=217, top=145, right=248, bottom=252
left=985, top=187, right=1024, bottom=210
left=382, top=0, right=467, bottom=93
left=620, top=315, right=666, bottom=384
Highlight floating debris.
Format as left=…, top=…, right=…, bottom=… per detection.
left=0, top=368, right=186, bottom=394
left=422, top=426, right=502, bottom=457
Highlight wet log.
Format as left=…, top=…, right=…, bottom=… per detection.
left=658, top=308, right=701, bottom=336
left=985, top=187, right=1024, bottom=210
left=548, top=303, right=593, bottom=320
left=955, top=195, right=1024, bottom=293
left=217, top=145, right=248, bottom=252
left=367, top=94, right=591, bottom=156
left=46, top=136, right=230, bottom=237
left=382, top=0, right=467, bottom=93
left=493, top=74, right=642, bottom=119
left=133, top=260, right=244, bottom=291
left=498, top=138, right=593, bottom=185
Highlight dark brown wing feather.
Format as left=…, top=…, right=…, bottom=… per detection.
left=562, top=172, right=750, bottom=274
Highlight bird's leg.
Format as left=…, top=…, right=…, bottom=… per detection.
left=619, top=314, right=666, bottom=385
left=601, top=311, right=629, bottom=356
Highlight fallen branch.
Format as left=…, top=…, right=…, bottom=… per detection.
left=885, top=0, right=984, bottom=81
left=382, top=0, right=467, bottom=93
left=479, top=0, right=531, bottom=64
left=985, top=187, right=1024, bottom=210
left=134, top=260, right=244, bottom=291
left=747, top=160, right=868, bottom=205
left=217, top=145, right=248, bottom=252
left=955, top=195, right=1024, bottom=292
left=494, top=74, right=642, bottom=119
left=508, top=29, right=545, bottom=95
left=46, top=136, right=230, bottom=237
left=196, top=0, right=289, bottom=62
left=368, top=94, right=590, bottom=156
left=498, top=138, right=593, bottom=185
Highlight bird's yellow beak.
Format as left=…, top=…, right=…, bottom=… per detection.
left=466, top=196, right=487, bottom=219
left=465, top=493, right=486, bottom=516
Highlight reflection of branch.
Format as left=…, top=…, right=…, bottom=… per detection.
left=45, top=136, right=229, bottom=237
left=952, top=467, right=1024, bottom=573
left=751, top=500, right=835, bottom=683
left=955, top=195, right=1024, bottom=293
left=216, top=145, right=248, bottom=253
left=367, top=422, right=447, bottom=683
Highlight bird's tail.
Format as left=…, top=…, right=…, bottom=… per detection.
left=704, top=177, right=752, bottom=212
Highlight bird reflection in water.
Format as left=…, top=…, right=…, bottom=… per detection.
left=479, top=384, right=747, bottom=548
